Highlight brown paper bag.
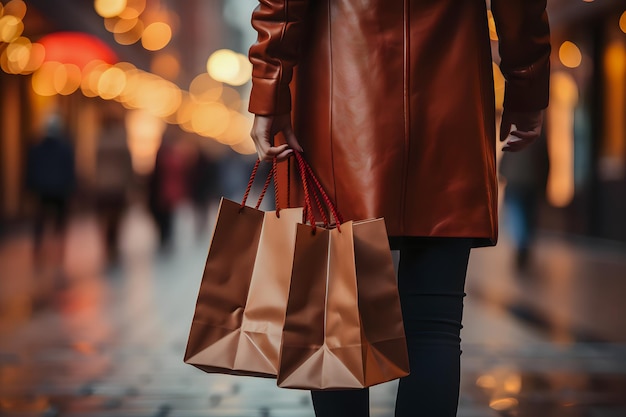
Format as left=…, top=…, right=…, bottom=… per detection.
left=184, top=196, right=303, bottom=378
left=277, top=218, right=410, bottom=390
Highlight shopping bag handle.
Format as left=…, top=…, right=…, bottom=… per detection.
left=240, top=159, right=280, bottom=212
left=294, top=151, right=344, bottom=231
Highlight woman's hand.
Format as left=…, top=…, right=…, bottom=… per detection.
left=500, top=110, right=544, bottom=152
left=250, top=114, right=303, bottom=161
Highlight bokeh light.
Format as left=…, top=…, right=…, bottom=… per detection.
left=32, top=61, right=62, bottom=96
left=559, top=41, right=582, bottom=68
left=98, top=66, right=127, bottom=99
left=80, top=60, right=111, bottom=97
left=118, top=0, right=146, bottom=19
left=54, top=63, right=82, bottom=96
left=3, top=0, right=27, bottom=20
left=191, top=102, right=230, bottom=138
left=0, top=15, right=24, bottom=43
left=151, top=52, right=180, bottom=81
left=94, top=0, right=127, bottom=18
left=207, top=49, right=252, bottom=86
left=114, top=19, right=144, bottom=45
left=141, top=22, right=172, bottom=51
left=620, top=11, right=626, bottom=34
left=189, top=73, right=222, bottom=104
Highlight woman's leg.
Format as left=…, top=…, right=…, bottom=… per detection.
left=394, top=238, right=472, bottom=417
left=311, top=389, right=370, bottom=417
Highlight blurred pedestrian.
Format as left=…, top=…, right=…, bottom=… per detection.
left=25, top=115, right=76, bottom=254
left=248, top=1, right=550, bottom=416
left=94, top=120, right=134, bottom=262
left=188, top=144, right=220, bottom=239
left=500, top=132, right=550, bottom=271
left=149, top=132, right=193, bottom=250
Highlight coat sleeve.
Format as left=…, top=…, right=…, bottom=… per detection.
left=248, top=0, right=310, bottom=116
left=491, top=0, right=551, bottom=112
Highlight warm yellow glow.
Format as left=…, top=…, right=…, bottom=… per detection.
left=98, top=66, right=127, bottom=99
left=104, top=17, right=139, bottom=33
left=489, top=398, right=519, bottom=411
left=207, top=49, right=252, bottom=86
left=621, top=11, right=626, bottom=34
left=476, top=374, right=497, bottom=389
left=119, top=0, right=146, bottom=19
left=22, top=42, right=45, bottom=74
left=0, top=3, right=4, bottom=17
left=559, top=41, right=582, bottom=68
left=137, top=79, right=182, bottom=117
left=114, top=19, right=144, bottom=45
left=231, top=136, right=257, bottom=155
left=54, top=63, right=82, bottom=96
left=0, top=15, right=24, bottom=43
left=5, top=37, right=31, bottom=74
left=94, top=0, right=127, bottom=18
left=217, top=111, right=253, bottom=146
left=141, top=22, right=172, bottom=51
left=151, top=52, right=180, bottom=80
left=602, top=42, right=626, bottom=178
left=492, top=62, right=505, bottom=110
left=547, top=71, right=578, bottom=207
left=125, top=109, right=166, bottom=175
left=189, top=73, right=222, bottom=103
left=4, top=0, right=27, bottom=20
left=32, top=61, right=62, bottom=96
left=175, top=92, right=195, bottom=132
left=504, top=374, right=522, bottom=394
left=487, top=10, right=498, bottom=41
left=80, top=61, right=110, bottom=97
left=191, top=102, right=230, bottom=138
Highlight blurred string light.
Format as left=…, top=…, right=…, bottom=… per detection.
left=0, top=0, right=256, bottom=154
left=620, top=11, right=626, bottom=34
left=95, top=0, right=171, bottom=51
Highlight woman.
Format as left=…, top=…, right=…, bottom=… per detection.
left=248, top=1, right=550, bottom=416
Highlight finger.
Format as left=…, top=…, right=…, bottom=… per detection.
left=283, top=125, right=304, bottom=152
left=264, top=144, right=290, bottom=160
left=502, top=138, right=531, bottom=152
left=510, top=130, right=540, bottom=141
left=275, top=148, right=294, bottom=161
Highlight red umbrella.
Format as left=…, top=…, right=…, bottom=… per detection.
left=38, top=31, right=118, bottom=69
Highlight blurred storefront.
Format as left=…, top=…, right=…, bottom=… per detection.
left=0, top=0, right=257, bottom=231
left=542, top=0, right=626, bottom=243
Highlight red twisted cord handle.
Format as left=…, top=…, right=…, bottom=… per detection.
left=241, top=159, right=280, bottom=212
left=294, top=153, right=317, bottom=231
left=294, top=151, right=343, bottom=231
left=255, top=163, right=274, bottom=210
left=294, top=153, right=330, bottom=227
left=240, top=159, right=261, bottom=209
left=272, top=158, right=281, bottom=216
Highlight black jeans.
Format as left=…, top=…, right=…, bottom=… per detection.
left=311, top=238, right=473, bottom=417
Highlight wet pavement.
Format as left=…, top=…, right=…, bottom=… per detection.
left=1, top=203, right=625, bottom=417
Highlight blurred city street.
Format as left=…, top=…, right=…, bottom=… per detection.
left=1, top=0, right=626, bottom=416
left=1, top=204, right=625, bottom=417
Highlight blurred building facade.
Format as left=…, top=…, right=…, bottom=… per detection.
left=1, top=0, right=625, bottom=244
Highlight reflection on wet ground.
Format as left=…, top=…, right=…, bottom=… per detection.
left=1, top=204, right=625, bottom=417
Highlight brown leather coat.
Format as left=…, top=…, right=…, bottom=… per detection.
left=249, top=0, right=550, bottom=246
